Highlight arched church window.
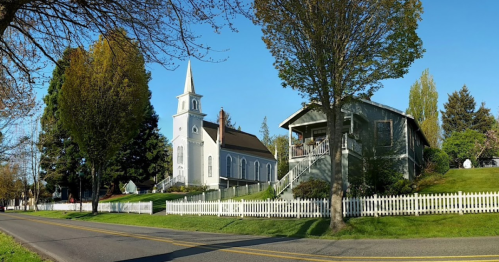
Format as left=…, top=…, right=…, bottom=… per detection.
left=177, top=146, right=184, bottom=165
left=178, top=166, right=183, bottom=177
left=226, top=155, right=232, bottom=177
left=254, top=161, right=260, bottom=181
left=241, top=158, right=247, bottom=179
left=208, top=156, right=212, bottom=177
left=192, top=99, right=198, bottom=110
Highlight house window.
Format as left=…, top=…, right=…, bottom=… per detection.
left=192, top=125, right=198, bottom=134
left=241, top=158, right=247, bottom=179
left=208, top=156, right=212, bottom=177
left=192, top=99, right=198, bottom=110
left=177, top=146, right=184, bottom=164
left=254, top=161, right=260, bottom=181
left=226, top=155, right=232, bottom=177
left=267, top=164, right=272, bottom=182
left=375, top=120, right=392, bottom=147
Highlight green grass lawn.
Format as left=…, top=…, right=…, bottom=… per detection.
left=0, top=231, right=49, bottom=261
left=418, top=167, right=499, bottom=194
left=100, top=193, right=195, bottom=213
left=24, top=210, right=499, bottom=240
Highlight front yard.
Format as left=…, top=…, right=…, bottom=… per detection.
left=418, top=167, right=499, bottom=194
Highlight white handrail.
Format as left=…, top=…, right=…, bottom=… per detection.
left=274, top=138, right=330, bottom=196
left=156, top=174, right=185, bottom=192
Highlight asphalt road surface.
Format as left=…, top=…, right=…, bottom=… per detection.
left=1, top=212, right=499, bottom=262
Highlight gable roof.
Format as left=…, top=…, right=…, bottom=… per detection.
left=203, top=121, right=276, bottom=160
left=279, top=99, right=430, bottom=147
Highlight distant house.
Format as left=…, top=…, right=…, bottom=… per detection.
left=276, top=99, right=430, bottom=198
left=170, top=62, right=277, bottom=190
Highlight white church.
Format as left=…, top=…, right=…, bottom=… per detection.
left=172, top=62, right=277, bottom=189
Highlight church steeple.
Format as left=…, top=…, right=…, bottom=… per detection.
left=184, top=60, right=195, bottom=94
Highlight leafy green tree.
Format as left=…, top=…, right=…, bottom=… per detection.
left=441, top=85, right=475, bottom=138
left=406, top=69, right=440, bottom=148
left=254, top=0, right=424, bottom=231
left=270, top=135, right=289, bottom=180
left=59, top=31, right=149, bottom=214
left=103, top=99, right=171, bottom=194
left=442, top=129, right=484, bottom=168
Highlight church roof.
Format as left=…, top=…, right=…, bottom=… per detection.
left=203, top=121, right=276, bottom=160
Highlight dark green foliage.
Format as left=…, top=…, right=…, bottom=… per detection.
left=39, top=48, right=88, bottom=198
left=441, top=85, right=475, bottom=138
left=442, top=129, right=484, bottom=168
left=292, top=179, right=329, bottom=199
left=103, top=95, right=171, bottom=194
left=262, top=185, right=276, bottom=199
left=167, top=185, right=207, bottom=193
left=423, top=148, right=450, bottom=175
left=473, top=102, right=495, bottom=134
left=386, top=179, right=414, bottom=195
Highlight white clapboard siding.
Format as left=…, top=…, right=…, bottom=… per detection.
left=166, top=198, right=330, bottom=218
left=36, top=201, right=153, bottom=215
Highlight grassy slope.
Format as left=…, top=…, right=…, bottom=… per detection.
left=418, top=167, right=499, bottom=194
left=0, top=231, right=48, bottom=262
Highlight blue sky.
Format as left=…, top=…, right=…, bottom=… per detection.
left=36, top=1, right=499, bottom=142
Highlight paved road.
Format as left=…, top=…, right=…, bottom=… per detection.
left=1, top=213, right=499, bottom=262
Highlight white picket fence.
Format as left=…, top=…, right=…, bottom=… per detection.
left=37, top=201, right=153, bottom=215
left=166, top=198, right=330, bottom=218
left=343, top=191, right=499, bottom=217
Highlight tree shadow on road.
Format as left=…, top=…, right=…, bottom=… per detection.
left=115, top=236, right=295, bottom=262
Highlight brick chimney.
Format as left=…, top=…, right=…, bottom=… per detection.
left=219, top=107, right=225, bottom=147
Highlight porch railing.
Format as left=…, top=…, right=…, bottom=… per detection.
left=290, top=134, right=361, bottom=158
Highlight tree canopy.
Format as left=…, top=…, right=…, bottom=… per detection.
left=59, top=30, right=150, bottom=213
left=254, top=0, right=424, bottom=231
left=406, top=69, right=440, bottom=148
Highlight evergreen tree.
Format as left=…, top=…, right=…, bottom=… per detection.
left=473, top=102, right=495, bottom=134
left=39, top=48, right=86, bottom=197
left=259, top=116, right=273, bottom=150
left=103, top=94, right=171, bottom=194
left=406, top=69, right=440, bottom=148
left=441, top=85, right=475, bottom=138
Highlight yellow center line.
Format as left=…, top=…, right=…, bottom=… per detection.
left=5, top=213, right=499, bottom=262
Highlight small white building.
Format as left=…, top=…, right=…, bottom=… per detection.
left=172, top=62, right=277, bottom=189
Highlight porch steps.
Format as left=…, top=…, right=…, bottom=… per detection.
left=155, top=175, right=185, bottom=193
left=274, top=139, right=329, bottom=198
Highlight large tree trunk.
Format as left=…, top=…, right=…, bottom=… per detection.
left=328, top=105, right=346, bottom=232
left=91, top=163, right=101, bottom=215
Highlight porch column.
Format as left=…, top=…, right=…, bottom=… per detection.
left=288, top=126, right=292, bottom=160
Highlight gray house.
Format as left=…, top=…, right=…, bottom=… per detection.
left=275, top=99, right=430, bottom=198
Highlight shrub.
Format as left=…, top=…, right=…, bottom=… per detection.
left=261, top=185, right=276, bottom=199
left=386, top=179, right=414, bottom=195
left=292, top=179, right=330, bottom=199
left=424, top=148, right=450, bottom=174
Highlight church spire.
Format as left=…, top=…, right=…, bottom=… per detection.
left=183, top=60, right=195, bottom=94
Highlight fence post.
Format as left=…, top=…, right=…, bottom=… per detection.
left=267, top=198, right=270, bottom=218
left=202, top=192, right=205, bottom=201
left=414, top=193, right=419, bottom=217
left=374, top=194, right=378, bottom=217
left=218, top=189, right=221, bottom=200
left=246, top=184, right=248, bottom=195
left=165, top=201, right=168, bottom=215
left=233, top=187, right=236, bottom=197
left=128, top=201, right=130, bottom=214
left=150, top=201, right=153, bottom=215
left=241, top=199, right=244, bottom=218
left=218, top=200, right=221, bottom=217
left=459, top=191, right=463, bottom=215
left=139, top=201, right=141, bottom=214
left=297, top=198, right=301, bottom=219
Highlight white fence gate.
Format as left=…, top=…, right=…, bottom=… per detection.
left=37, top=201, right=153, bottom=215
